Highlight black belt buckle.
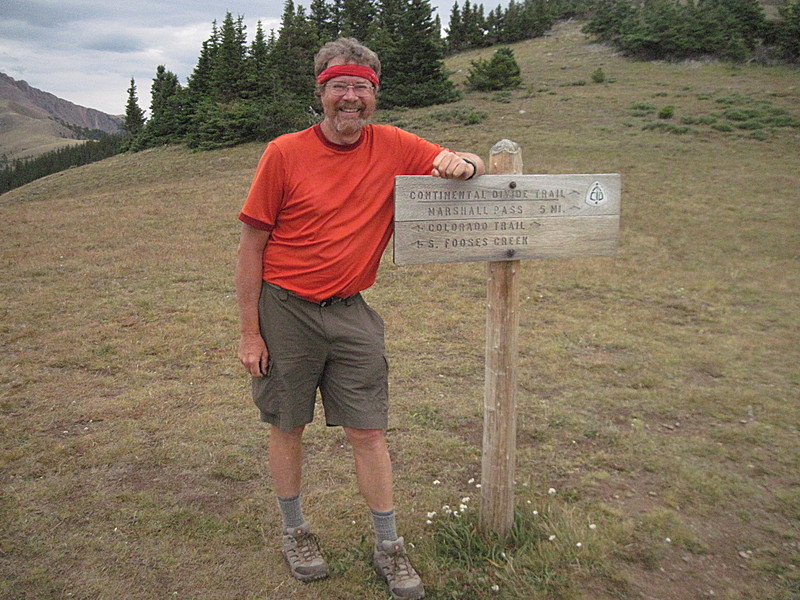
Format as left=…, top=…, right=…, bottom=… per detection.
left=319, top=297, right=337, bottom=307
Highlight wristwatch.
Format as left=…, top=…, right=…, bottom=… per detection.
left=462, top=157, right=477, bottom=180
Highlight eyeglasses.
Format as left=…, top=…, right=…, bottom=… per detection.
left=326, top=82, right=374, bottom=97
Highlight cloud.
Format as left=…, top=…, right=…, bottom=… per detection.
left=0, top=0, right=497, bottom=115
left=2, top=0, right=98, bottom=28
left=84, top=35, right=147, bottom=54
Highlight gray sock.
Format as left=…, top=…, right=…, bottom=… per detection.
left=278, top=494, right=305, bottom=530
left=371, top=508, right=398, bottom=544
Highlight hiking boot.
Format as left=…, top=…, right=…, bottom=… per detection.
left=281, top=522, right=329, bottom=582
left=373, top=537, right=425, bottom=600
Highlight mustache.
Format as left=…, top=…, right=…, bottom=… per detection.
left=335, top=100, right=364, bottom=108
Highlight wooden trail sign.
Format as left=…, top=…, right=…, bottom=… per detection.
left=393, top=140, right=621, bottom=536
left=394, top=174, right=621, bottom=266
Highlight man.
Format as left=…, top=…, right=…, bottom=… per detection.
left=236, top=37, right=484, bottom=600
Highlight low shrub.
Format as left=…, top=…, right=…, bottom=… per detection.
left=591, top=67, right=607, bottom=83
left=465, top=48, right=523, bottom=91
left=658, top=105, right=675, bottom=119
left=630, top=102, right=657, bottom=116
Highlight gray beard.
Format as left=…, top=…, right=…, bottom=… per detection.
left=333, top=116, right=367, bottom=136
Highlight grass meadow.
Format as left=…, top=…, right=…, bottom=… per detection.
left=1, top=21, right=798, bottom=600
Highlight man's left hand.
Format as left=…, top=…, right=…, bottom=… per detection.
left=432, top=151, right=477, bottom=180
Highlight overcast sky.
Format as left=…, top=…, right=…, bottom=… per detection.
left=0, top=0, right=503, bottom=117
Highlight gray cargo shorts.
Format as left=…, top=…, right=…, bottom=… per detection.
left=252, top=282, right=389, bottom=432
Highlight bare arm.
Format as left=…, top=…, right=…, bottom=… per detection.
left=431, top=150, right=486, bottom=180
left=236, top=222, right=271, bottom=377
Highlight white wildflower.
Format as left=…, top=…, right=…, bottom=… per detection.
left=548, top=487, right=557, bottom=495
left=576, top=542, right=583, bottom=548
left=433, top=479, right=441, bottom=485
left=491, top=584, right=500, bottom=592
left=461, top=497, right=471, bottom=504
left=426, top=520, right=433, bottom=525
left=427, top=512, right=437, bottom=519
left=460, top=504, right=468, bottom=512
left=476, top=483, right=482, bottom=488
left=533, top=510, right=539, bottom=515
left=589, top=523, right=597, bottom=530
left=548, top=535, right=556, bottom=541
left=468, top=478, right=475, bottom=484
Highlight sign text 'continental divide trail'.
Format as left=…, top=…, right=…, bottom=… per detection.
left=393, top=174, right=621, bottom=266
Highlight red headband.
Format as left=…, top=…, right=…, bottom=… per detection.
left=317, top=64, right=380, bottom=86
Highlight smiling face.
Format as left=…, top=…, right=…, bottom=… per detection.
left=319, top=59, right=377, bottom=145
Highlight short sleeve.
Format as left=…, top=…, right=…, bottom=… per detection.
left=239, top=142, right=285, bottom=230
left=395, top=128, right=447, bottom=175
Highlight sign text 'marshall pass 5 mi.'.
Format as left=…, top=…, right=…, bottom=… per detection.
left=393, top=174, right=621, bottom=265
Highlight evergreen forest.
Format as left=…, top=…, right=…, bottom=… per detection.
left=121, top=0, right=798, bottom=154
left=120, top=0, right=603, bottom=152
left=0, top=135, right=125, bottom=196
left=3, top=0, right=798, bottom=195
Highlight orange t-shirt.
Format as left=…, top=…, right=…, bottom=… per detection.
left=240, top=124, right=444, bottom=302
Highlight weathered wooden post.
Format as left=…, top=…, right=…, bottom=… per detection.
left=393, top=143, right=620, bottom=538
left=481, top=140, right=523, bottom=535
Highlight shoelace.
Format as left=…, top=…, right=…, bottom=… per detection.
left=289, top=533, right=322, bottom=561
left=388, top=551, right=415, bottom=581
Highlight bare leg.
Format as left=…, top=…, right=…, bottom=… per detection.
left=270, top=424, right=329, bottom=581
left=269, top=424, right=305, bottom=498
left=343, top=427, right=394, bottom=512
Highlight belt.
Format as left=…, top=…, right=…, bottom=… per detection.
left=318, top=295, right=354, bottom=307
left=267, top=282, right=356, bottom=307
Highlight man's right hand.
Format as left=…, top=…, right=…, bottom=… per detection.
left=239, top=333, right=269, bottom=377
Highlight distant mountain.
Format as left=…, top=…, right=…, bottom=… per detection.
left=0, top=73, right=124, bottom=163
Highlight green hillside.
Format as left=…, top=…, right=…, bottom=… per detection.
left=0, top=73, right=122, bottom=163
left=2, top=22, right=798, bottom=600
left=0, top=99, right=85, bottom=161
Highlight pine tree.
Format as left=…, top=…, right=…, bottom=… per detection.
left=461, top=0, right=487, bottom=48
left=188, top=21, right=220, bottom=98
left=213, top=12, right=249, bottom=101
left=521, top=0, right=553, bottom=39
left=272, top=0, right=320, bottom=103
left=485, top=6, right=505, bottom=45
left=465, top=46, right=522, bottom=90
left=583, top=0, right=636, bottom=42
left=144, top=65, right=185, bottom=144
left=776, top=0, right=800, bottom=60
left=247, top=21, right=274, bottom=99
left=446, top=2, right=466, bottom=53
left=702, top=0, right=766, bottom=46
left=123, top=78, right=146, bottom=136
left=265, top=1, right=319, bottom=131
left=310, top=0, right=339, bottom=41
left=501, top=0, right=525, bottom=42
left=433, top=14, right=443, bottom=51
left=376, top=0, right=460, bottom=108
left=338, top=0, right=378, bottom=41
